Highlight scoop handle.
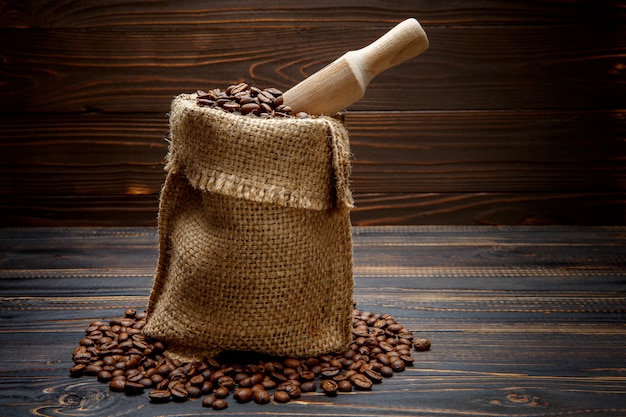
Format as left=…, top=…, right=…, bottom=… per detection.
left=347, top=18, right=429, bottom=90
left=282, top=18, right=429, bottom=115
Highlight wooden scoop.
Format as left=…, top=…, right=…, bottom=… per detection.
left=282, top=18, right=429, bottom=115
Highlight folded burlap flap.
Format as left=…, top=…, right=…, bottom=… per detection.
left=143, top=94, right=355, bottom=361
left=165, top=94, right=353, bottom=211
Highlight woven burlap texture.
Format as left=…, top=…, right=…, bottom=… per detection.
left=143, top=94, right=354, bottom=362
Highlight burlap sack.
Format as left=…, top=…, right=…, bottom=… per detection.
left=143, top=93, right=354, bottom=362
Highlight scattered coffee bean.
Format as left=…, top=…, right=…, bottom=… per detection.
left=253, top=388, right=271, bottom=404
left=273, top=390, right=291, bottom=403
left=321, top=379, right=339, bottom=396
left=337, top=379, right=353, bottom=392
left=233, top=387, right=253, bottom=403
left=201, top=394, right=216, bottom=408
left=350, top=373, right=373, bottom=391
left=70, top=308, right=430, bottom=410
left=109, top=379, right=126, bottom=392
left=212, top=399, right=229, bottom=410
left=124, top=381, right=145, bottom=395
left=148, top=389, right=171, bottom=403
left=413, top=338, right=431, bottom=351
left=214, top=386, right=229, bottom=399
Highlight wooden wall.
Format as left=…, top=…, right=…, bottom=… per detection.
left=1, top=1, right=624, bottom=226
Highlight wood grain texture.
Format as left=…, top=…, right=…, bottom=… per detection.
left=1, top=109, right=624, bottom=226
left=0, top=25, right=623, bottom=112
left=1, top=0, right=624, bottom=28
left=0, top=1, right=624, bottom=226
left=0, top=226, right=624, bottom=416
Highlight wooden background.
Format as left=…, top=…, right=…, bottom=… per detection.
left=0, top=1, right=625, bottom=226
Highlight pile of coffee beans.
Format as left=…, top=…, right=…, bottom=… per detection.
left=196, top=82, right=310, bottom=119
left=70, top=308, right=430, bottom=410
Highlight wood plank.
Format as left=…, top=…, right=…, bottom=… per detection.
left=0, top=24, right=623, bottom=112
left=1, top=0, right=624, bottom=28
left=0, top=226, right=624, bottom=416
left=350, top=192, right=626, bottom=225
left=2, top=192, right=625, bottom=227
left=2, top=110, right=624, bottom=195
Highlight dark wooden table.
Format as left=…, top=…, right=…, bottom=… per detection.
left=1, top=226, right=625, bottom=416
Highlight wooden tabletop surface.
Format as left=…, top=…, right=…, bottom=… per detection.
left=1, top=226, right=625, bottom=416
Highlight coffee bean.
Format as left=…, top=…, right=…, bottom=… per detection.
left=240, top=102, right=260, bottom=115
left=169, top=384, right=188, bottom=402
left=201, top=394, right=216, bottom=408
left=320, top=366, right=341, bottom=378
left=321, top=379, right=338, bottom=396
left=69, top=364, right=86, bottom=377
left=214, top=386, right=229, bottom=399
left=233, top=387, right=253, bottom=403
left=350, top=373, right=373, bottom=390
left=300, top=381, right=317, bottom=392
left=363, top=368, right=383, bottom=384
left=391, top=359, right=406, bottom=372
left=253, top=388, right=271, bottom=404
left=273, top=390, right=291, bottom=403
left=277, top=381, right=301, bottom=399
left=148, top=390, right=171, bottom=403
left=212, top=399, right=229, bottom=410
left=97, top=370, right=113, bottom=382
left=337, top=379, right=353, bottom=392
left=109, top=379, right=126, bottom=392
left=124, top=381, right=145, bottom=395
left=201, top=380, right=214, bottom=394
left=186, top=385, right=202, bottom=398
left=380, top=365, right=394, bottom=378
left=413, top=338, right=431, bottom=351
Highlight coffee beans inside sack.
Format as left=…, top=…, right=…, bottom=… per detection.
left=69, top=84, right=431, bottom=409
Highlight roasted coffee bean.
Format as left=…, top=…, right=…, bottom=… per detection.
left=201, top=380, right=214, bottom=394
left=69, top=364, right=86, bottom=377
left=233, top=387, right=253, bottom=403
left=273, top=390, right=291, bottom=403
left=400, top=354, right=415, bottom=366
left=139, top=377, right=153, bottom=388
left=300, top=381, right=317, bottom=392
left=338, top=379, right=353, bottom=392
left=124, top=381, right=145, bottom=395
left=261, top=378, right=277, bottom=390
left=380, top=365, right=394, bottom=378
left=240, top=102, right=260, bottom=115
left=413, top=338, right=431, bottom=351
left=148, top=389, right=171, bottom=403
left=391, top=359, right=406, bottom=372
left=283, top=358, right=301, bottom=369
left=277, top=381, right=301, bottom=399
left=201, top=394, right=216, bottom=408
left=214, top=386, right=230, bottom=399
left=186, top=385, right=202, bottom=398
left=321, top=379, right=338, bottom=396
left=320, top=366, right=341, bottom=378
left=253, top=388, right=271, bottom=404
left=217, top=375, right=236, bottom=390
left=363, top=368, right=383, bottom=384
left=97, top=370, right=113, bottom=382
left=212, top=399, right=229, bottom=410
left=299, top=370, right=316, bottom=381
left=109, top=379, right=126, bottom=392
left=169, top=384, right=188, bottom=402
left=350, top=373, right=373, bottom=390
